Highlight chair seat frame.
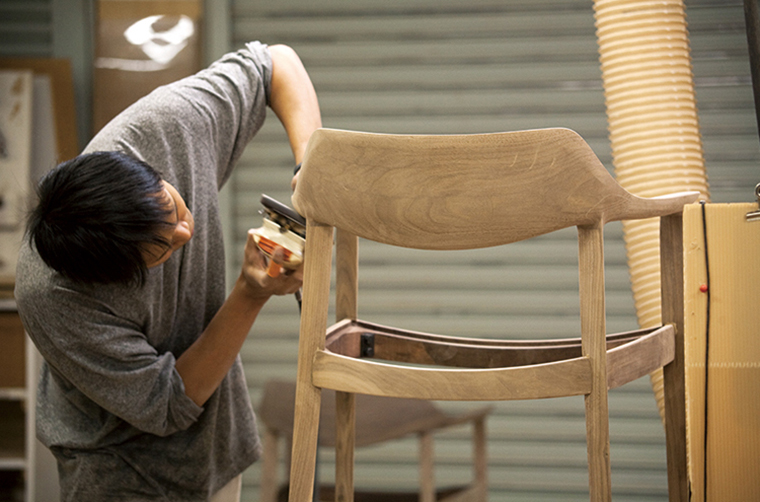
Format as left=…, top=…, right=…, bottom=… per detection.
left=316, top=319, right=675, bottom=401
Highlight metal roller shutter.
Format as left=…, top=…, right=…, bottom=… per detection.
left=0, top=0, right=53, bottom=57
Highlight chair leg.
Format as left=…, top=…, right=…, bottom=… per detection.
left=419, top=430, right=435, bottom=502
left=335, top=391, right=356, bottom=502
left=261, top=428, right=280, bottom=502
left=290, top=222, right=334, bottom=502
left=288, top=383, right=322, bottom=502
left=584, top=389, right=612, bottom=502
left=473, top=416, right=488, bottom=502
left=663, top=359, right=688, bottom=502
left=578, top=223, right=612, bottom=502
left=660, top=212, right=689, bottom=501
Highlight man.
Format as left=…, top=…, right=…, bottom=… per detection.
left=14, top=41, right=321, bottom=501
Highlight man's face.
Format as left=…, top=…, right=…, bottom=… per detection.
left=142, top=181, right=195, bottom=268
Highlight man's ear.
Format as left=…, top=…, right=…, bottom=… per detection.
left=172, top=220, right=193, bottom=247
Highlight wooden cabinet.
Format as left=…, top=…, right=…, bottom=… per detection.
left=0, top=299, right=59, bottom=502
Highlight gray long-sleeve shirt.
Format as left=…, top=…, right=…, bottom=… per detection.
left=15, top=41, right=273, bottom=501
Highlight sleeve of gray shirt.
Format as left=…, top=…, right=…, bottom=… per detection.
left=86, top=40, right=273, bottom=189
left=18, top=277, right=203, bottom=438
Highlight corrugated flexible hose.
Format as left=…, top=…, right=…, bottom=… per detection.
left=592, top=0, right=710, bottom=425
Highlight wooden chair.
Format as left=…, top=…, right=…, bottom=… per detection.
left=288, top=127, right=697, bottom=502
left=258, top=379, right=491, bottom=502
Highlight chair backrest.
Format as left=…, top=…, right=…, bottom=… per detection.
left=292, top=127, right=698, bottom=250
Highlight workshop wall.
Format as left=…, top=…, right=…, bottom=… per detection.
left=0, top=2, right=52, bottom=57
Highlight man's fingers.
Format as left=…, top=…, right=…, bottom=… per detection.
left=266, top=260, right=283, bottom=278
left=242, top=239, right=303, bottom=296
left=270, top=247, right=287, bottom=264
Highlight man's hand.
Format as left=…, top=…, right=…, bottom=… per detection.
left=240, top=230, right=303, bottom=299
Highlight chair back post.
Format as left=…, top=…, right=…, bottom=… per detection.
left=335, top=229, right=359, bottom=322
left=659, top=212, right=689, bottom=501
left=577, top=220, right=612, bottom=501
left=334, top=229, right=359, bottom=502
left=289, top=220, right=335, bottom=502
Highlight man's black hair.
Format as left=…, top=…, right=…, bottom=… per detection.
left=27, top=151, right=175, bottom=287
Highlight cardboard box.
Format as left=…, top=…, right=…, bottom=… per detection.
left=683, top=202, right=760, bottom=501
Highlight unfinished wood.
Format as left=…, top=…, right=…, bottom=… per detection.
left=335, top=229, right=359, bottom=502
left=335, top=391, right=355, bottom=502
left=289, top=126, right=694, bottom=502
left=289, top=222, right=334, bottom=502
left=335, top=229, right=359, bottom=322
left=577, top=222, right=611, bottom=502
left=328, top=319, right=659, bottom=349
left=293, top=128, right=698, bottom=251
left=605, top=325, right=675, bottom=390
left=419, top=431, right=435, bottom=502
left=660, top=212, right=689, bottom=502
left=419, top=431, right=436, bottom=502
left=473, top=416, right=487, bottom=501
left=324, top=319, right=662, bottom=368
left=312, top=350, right=592, bottom=401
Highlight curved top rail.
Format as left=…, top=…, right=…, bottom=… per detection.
left=293, top=128, right=699, bottom=249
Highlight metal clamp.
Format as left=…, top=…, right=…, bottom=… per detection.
left=360, top=333, right=375, bottom=358
left=746, top=183, right=760, bottom=221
